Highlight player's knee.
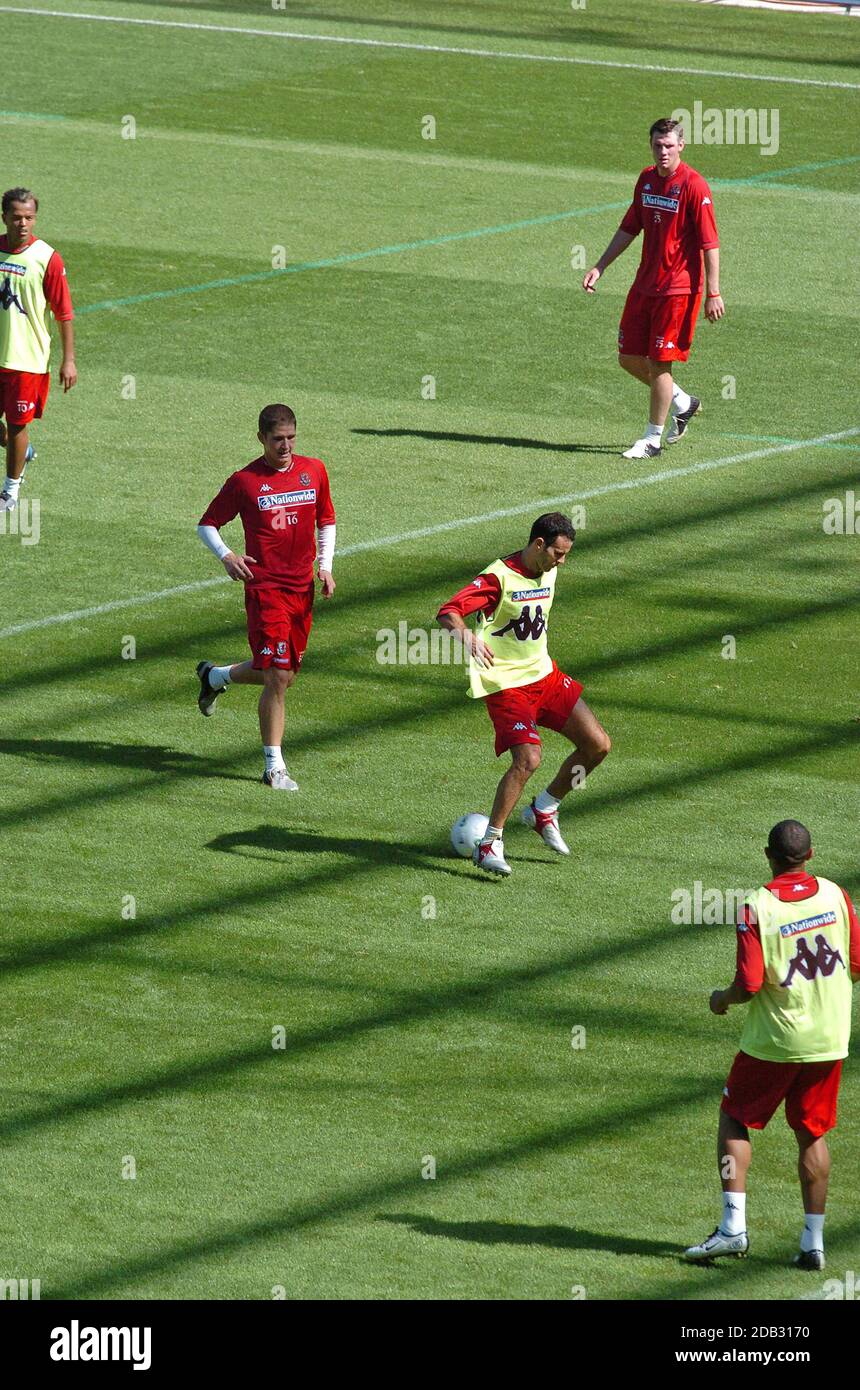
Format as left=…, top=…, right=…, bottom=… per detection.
left=265, top=667, right=294, bottom=693
left=513, top=745, right=542, bottom=777
left=591, top=728, right=612, bottom=761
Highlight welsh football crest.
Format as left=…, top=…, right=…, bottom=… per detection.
left=299, top=471, right=312, bottom=486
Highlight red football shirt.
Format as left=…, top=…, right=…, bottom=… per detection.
left=199, top=454, right=335, bottom=591
left=0, top=234, right=74, bottom=320
left=619, top=162, right=719, bottom=297
left=437, top=553, right=536, bottom=620
left=734, top=872, right=860, bottom=994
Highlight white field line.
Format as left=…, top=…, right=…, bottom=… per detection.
left=0, top=6, right=858, bottom=90
left=2, top=428, right=857, bottom=642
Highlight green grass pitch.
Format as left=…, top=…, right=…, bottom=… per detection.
left=1, top=0, right=858, bottom=1300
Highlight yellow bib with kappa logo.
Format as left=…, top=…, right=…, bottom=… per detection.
left=468, top=558, right=555, bottom=698
left=739, top=877, right=853, bottom=1063
left=0, top=238, right=56, bottom=373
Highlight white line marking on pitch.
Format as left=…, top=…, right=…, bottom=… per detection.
left=2, top=428, right=857, bottom=642
left=0, top=6, right=857, bottom=89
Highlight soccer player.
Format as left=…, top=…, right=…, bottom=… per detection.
left=582, top=118, right=722, bottom=460
left=0, top=187, right=76, bottom=511
left=684, top=821, right=860, bottom=1269
left=195, top=404, right=336, bottom=790
left=436, top=512, right=611, bottom=876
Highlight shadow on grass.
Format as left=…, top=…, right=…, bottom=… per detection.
left=377, top=1213, right=678, bottom=1258
left=208, top=823, right=486, bottom=881
left=353, top=427, right=621, bottom=454
left=45, top=1077, right=716, bottom=1299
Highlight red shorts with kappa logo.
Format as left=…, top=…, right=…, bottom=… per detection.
left=0, top=368, right=50, bottom=424
left=245, top=583, right=314, bottom=671
left=484, top=660, right=583, bottom=757
left=721, top=1050, right=843, bottom=1138
left=618, top=288, right=703, bottom=362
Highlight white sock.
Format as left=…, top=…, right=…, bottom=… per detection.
left=534, top=790, right=560, bottom=814
left=645, top=421, right=663, bottom=444
left=482, top=824, right=503, bottom=843
left=721, top=1191, right=746, bottom=1235
left=800, top=1213, right=825, bottom=1253
left=208, top=665, right=232, bottom=690
left=264, top=745, right=286, bottom=774
left=672, top=384, right=692, bottom=413
left=3, top=475, right=20, bottom=499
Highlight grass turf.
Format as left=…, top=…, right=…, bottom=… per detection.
left=1, top=0, right=858, bottom=1300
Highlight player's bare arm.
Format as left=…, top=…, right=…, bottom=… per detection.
left=704, top=247, right=724, bottom=321
left=437, top=610, right=494, bottom=666
left=582, top=228, right=635, bottom=292
left=57, top=319, right=77, bottom=390
left=222, top=550, right=258, bottom=582
left=709, top=982, right=753, bottom=1015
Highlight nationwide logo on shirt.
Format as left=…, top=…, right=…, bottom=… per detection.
left=0, top=261, right=26, bottom=276
left=642, top=193, right=679, bottom=212
left=510, top=587, right=551, bottom=602
left=257, top=487, right=316, bottom=510
left=779, top=909, right=837, bottom=939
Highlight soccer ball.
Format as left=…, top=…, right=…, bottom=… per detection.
left=451, top=812, right=489, bottom=858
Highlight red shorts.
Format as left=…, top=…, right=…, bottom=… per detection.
left=618, top=288, right=702, bottom=362
left=484, top=661, right=583, bottom=757
left=0, top=368, right=50, bottom=424
left=245, top=583, right=314, bottom=671
left=721, top=1051, right=843, bottom=1138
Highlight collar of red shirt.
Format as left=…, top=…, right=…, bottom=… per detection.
left=765, top=870, right=818, bottom=899
left=0, top=234, right=36, bottom=253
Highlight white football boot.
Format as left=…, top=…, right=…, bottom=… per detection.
left=666, top=395, right=701, bottom=444
left=683, top=1227, right=749, bottom=1262
left=262, top=768, right=299, bottom=791
left=622, top=437, right=662, bottom=460
left=522, top=800, right=569, bottom=854
left=472, top=837, right=512, bottom=876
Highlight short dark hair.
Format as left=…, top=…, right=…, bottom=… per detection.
left=529, top=512, right=575, bottom=547
left=258, top=403, right=296, bottom=435
left=767, top=819, right=812, bottom=866
left=649, top=118, right=684, bottom=142
left=2, top=187, right=38, bottom=215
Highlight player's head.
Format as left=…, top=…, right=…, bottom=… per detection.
left=649, top=119, right=684, bottom=174
left=526, top=512, right=575, bottom=572
left=765, top=819, right=813, bottom=873
left=257, top=404, right=297, bottom=467
left=2, top=187, right=38, bottom=245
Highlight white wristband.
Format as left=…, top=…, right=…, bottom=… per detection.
left=317, top=523, right=336, bottom=571
left=197, top=523, right=231, bottom=561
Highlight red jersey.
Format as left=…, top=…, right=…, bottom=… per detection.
left=437, top=553, right=535, bottom=619
left=199, top=454, right=335, bottom=591
left=734, top=872, right=860, bottom=994
left=0, top=234, right=74, bottom=320
left=619, top=162, right=719, bottom=297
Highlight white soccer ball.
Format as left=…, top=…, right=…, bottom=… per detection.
left=451, top=812, right=489, bottom=859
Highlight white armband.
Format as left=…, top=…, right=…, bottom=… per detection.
left=197, top=523, right=231, bottom=562
left=317, top=523, right=336, bottom=572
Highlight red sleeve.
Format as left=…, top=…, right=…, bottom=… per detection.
left=437, top=572, right=502, bottom=620
left=315, top=464, right=335, bottom=527
left=734, top=904, right=764, bottom=994
left=619, top=176, right=643, bottom=237
left=842, top=889, right=860, bottom=977
left=199, top=475, right=240, bottom=529
left=43, top=250, right=74, bottom=320
left=691, top=178, right=719, bottom=251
